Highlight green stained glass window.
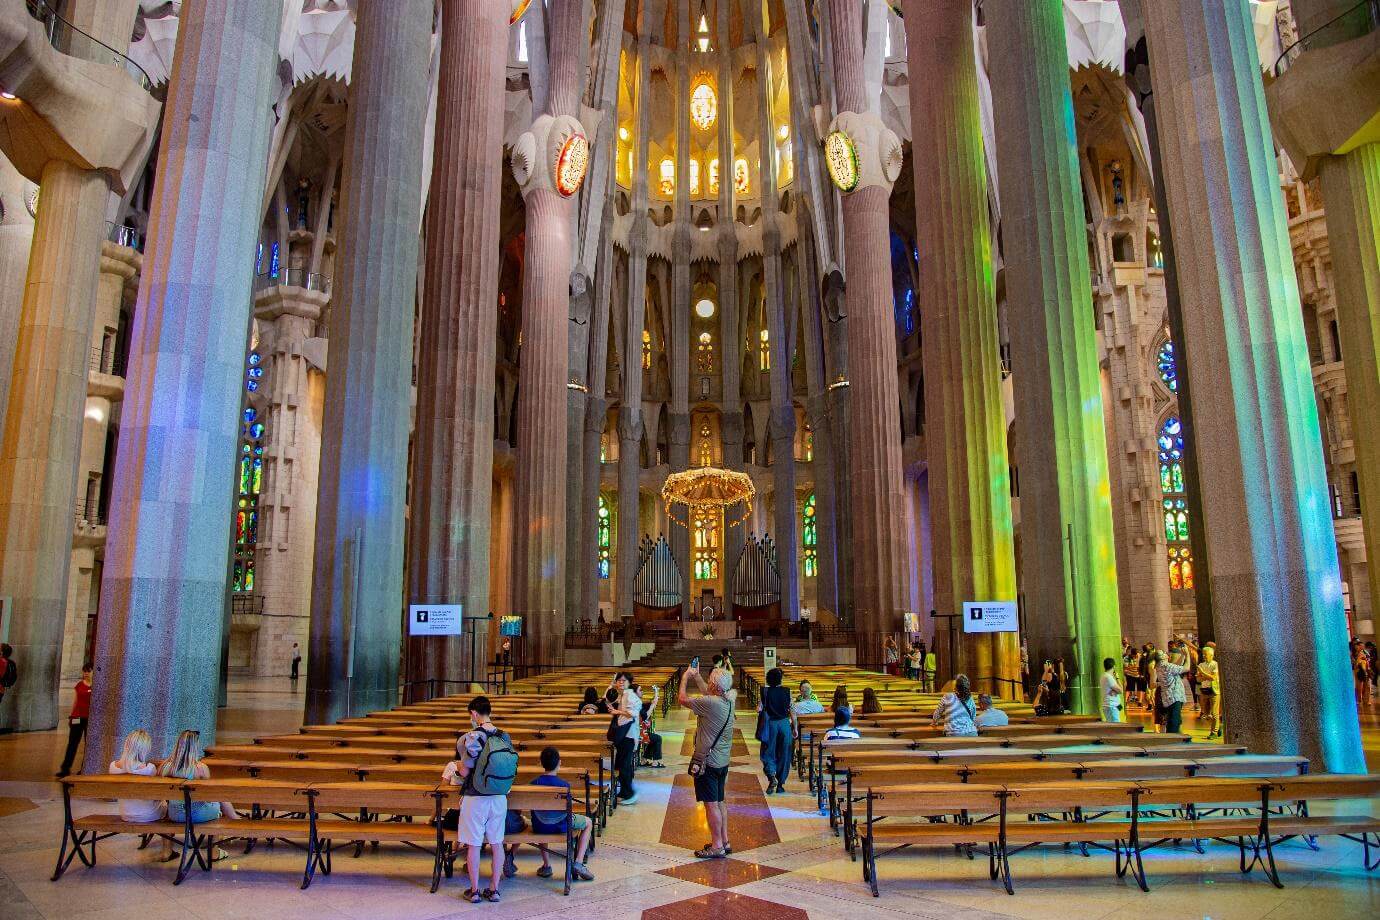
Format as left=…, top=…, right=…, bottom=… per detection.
left=597, top=495, right=611, bottom=578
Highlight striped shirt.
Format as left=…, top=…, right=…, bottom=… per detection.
left=931, top=693, right=978, bottom=737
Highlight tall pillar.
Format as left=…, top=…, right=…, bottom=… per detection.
left=668, top=3, right=692, bottom=620
left=986, top=0, right=1120, bottom=713
left=306, top=0, right=430, bottom=723
left=617, top=34, right=653, bottom=621
left=407, top=0, right=508, bottom=691
left=0, top=157, right=36, bottom=436
left=85, top=0, right=282, bottom=766
left=1141, top=0, right=1364, bottom=772
left=511, top=0, right=586, bottom=666
left=716, top=0, right=745, bottom=586
left=824, top=0, right=910, bottom=661
left=903, top=0, right=1020, bottom=695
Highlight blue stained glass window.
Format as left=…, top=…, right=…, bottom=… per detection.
left=1157, top=338, right=1178, bottom=393
left=244, top=407, right=257, bottom=423
left=269, top=241, right=280, bottom=278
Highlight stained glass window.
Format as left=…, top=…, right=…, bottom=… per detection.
left=759, top=328, right=770, bottom=371
left=802, top=493, right=818, bottom=579
left=1157, top=337, right=1178, bottom=393
left=641, top=328, right=652, bottom=369
left=659, top=158, right=675, bottom=196
left=803, top=425, right=813, bottom=462
left=697, top=331, right=713, bottom=373
left=708, top=158, right=720, bottom=197
left=690, top=158, right=701, bottom=197
left=1159, top=414, right=1195, bottom=592
left=690, top=80, right=717, bottom=131
left=233, top=390, right=266, bottom=593
left=734, top=158, right=749, bottom=195
left=693, top=509, right=719, bottom=580
left=597, top=495, right=611, bottom=579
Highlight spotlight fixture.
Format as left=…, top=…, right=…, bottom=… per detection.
left=824, top=130, right=861, bottom=193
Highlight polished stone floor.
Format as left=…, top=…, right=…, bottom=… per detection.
left=0, top=676, right=1377, bottom=919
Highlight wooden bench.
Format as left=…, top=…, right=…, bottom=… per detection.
left=53, top=775, right=189, bottom=882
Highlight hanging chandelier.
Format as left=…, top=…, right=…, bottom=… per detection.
left=661, top=467, right=755, bottom=529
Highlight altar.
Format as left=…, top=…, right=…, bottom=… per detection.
left=683, top=620, right=739, bottom=641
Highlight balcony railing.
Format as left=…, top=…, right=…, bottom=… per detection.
left=105, top=221, right=144, bottom=253
left=254, top=269, right=332, bottom=295
left=90, top=343, right=126, bottom=378
left=231, top=594, right=265, bottom=616
left=1275, top=0, right=1380, bottom=76
left=1332, top=485, right=1364, bottom=519
left=73, top=498, right=104, bottom=528
left=24, top=0, right=154, bottom=93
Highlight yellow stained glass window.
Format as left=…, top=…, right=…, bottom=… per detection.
left=659, top=158, right=675, bottom=196
left=734, top=158, right=750, bottom=195
left=690, top=79, right=717, bottom=131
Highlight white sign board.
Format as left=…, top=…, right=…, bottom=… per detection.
left=962, top=601, right=1019, bottom=634
left=763, top=646, right=778, bottom=671
left=408, top=604, right=463, bottom=637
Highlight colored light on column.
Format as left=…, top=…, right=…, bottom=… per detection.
left=555, top=131, right=590, bottom=197
left=824, top=131, right=860, bottom=193
left=510, top=0, right=532, bottom=25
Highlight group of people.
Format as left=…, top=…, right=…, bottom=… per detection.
left=1119, top=636, right=1222, bottom=736
left=882, top=636, right=936, bottom=689
left=441, top=696, right=595, bottom=904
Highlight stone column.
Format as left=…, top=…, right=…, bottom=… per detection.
left=986, top=0, right=1121, bottom=713
left=824, top=0, right=910, bottom=661
left=85, top=0, right=282, bottom=766
left=511, top=0, right=586, bottom=665
left=668, top=4, right=692, bottom=619
left=306, top=0, right=430, bottom=723
left=903, top=0, right=1020, bottom=695
left=617, top=35, right=653, bottom=621
left=716, top=0, right=744, bottom=585
left=407, top=0, right=507, bottom=692
left=1141, top=0, right=1364, bottom=772
left=0, top=156, right=36, bottom=435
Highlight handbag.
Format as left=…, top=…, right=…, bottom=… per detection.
left=688, top=703, right=733, bottom=777
left=754, top=711, right=768, bottom=743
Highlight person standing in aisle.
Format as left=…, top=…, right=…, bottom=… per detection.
left=1099, top=658, right=1123, bottom=723
left=756, top=667, right=795, bottom=794
left=289, top=642, right=301, bottom=682
left=679, top=663, right=736, bottom=859
left=56, top=663, right=93, bottom=778
left=1198, top=642, right=1222, bottom=738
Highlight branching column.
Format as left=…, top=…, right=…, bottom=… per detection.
left=903, top=0, right=1019, bottom=694
left=512, top=0, right=586, bottom=665
left=306, top=0, right=431, bottom=722
left=85, top=0, right=282, bottom=766
left=824, top=0, right=910, bottom=662
left=1141, top=0, right=1364, bottom=772
left=406, top=0, right=508, bottom=690
left=987, top=0, right=1121, bottom=713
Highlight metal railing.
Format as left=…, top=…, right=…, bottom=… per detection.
left=24, top=0, right=154, bottom=93
left=105, top=221, right=144, bottom=252
left=1332, top=485, right=1364, bottom=519
left=73, top=498, right=104, bottom=528
left=89, top=344, right=126, bottom=378
left=1275, top=0, right=1380, bottom=76
left=230, top=594, right=264, bottom=616
left=254, top=268, right=332, bottom=295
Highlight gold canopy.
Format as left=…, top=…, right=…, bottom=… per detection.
left=660, top=467, right=755, bottom=527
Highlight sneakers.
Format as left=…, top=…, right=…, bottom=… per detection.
left=537, top=864, right=553, bottom=878
left=573, top=862, right=595, bottom=881
left=620, top=793, right=639, bottom=805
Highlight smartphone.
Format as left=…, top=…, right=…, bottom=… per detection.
left=689, top=656, right=700, bottom=671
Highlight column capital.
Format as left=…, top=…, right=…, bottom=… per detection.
left=513, top=114, right=591, bottom=199
left=825, top=110, right=903, bottom=195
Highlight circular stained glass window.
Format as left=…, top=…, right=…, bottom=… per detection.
left=555, top=131, right=590, bottom=197
left=824, top=131, right=860, bottom=193
left=694, top=298, right=716, bottom=319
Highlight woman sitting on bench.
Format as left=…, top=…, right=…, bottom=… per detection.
left=159, top=730, right=239, bottom=861
left=108, top=729, right=165, bottom=824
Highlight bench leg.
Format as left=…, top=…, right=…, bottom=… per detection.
left=1364, top=832, right=1379, bottom=872
left=863, top=837, right=879, bottom=898
left=1260, top=834, right=1285, bottom=889
left=988, top=843, right=1000, bottom=881
left=50, top=828, right=91, bottom=881
left=997, top=844, right=1014, bottom=896
left=1128, top=840, right=1149, bottom=893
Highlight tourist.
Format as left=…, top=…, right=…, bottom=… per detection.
left=792, top=681, right=824, bottom=715
left=1156, top=649, right=1190, bottom=734
left=823, top=708, right=861, bottom=741
left=678, top=664, right=735, bottom=859
left=883, top=636, right=900, bottom=675
left=289, top=641, right=301, bottom=682
left=160, top=730, right=239, bottom=861
left=56, top=663, right=92, bottom=779
left=830, top=685, right=851, bottom=719
left=635, top=682, right=664, bottom=768
left=930, top=675, right=979, bottom=737
left=1020, top=639, right=1030, bottom=698
left=1032, top=661, right=1063, bottom=716
left=974, top=694, right=1009, bottom=728
left=1367, top=641, right=1378, bottom=692
left=1099, top=657, right=1123, bottom=723
left=756, top=667, right=795, bottom=794
left=0, top=644, right=15, bottom=712
left=1198, top=643, right=1222, bottom=737
left=1055, top=658, right=1071, bottom=712
left=719, top=648, right=735, bottom=675
left=607, top=672, right=640, bottom=805
left=861, top=687, right=883, bottom=715
left=922, top=646, right=937, bottom=692
left=1123, top=644, right=1142, bottom=707
left=523, top=747, right=595, bottom=882
left=906, top=644, right=923, bottom=681
left=1355, top=647, right=1373, bottom=706
left=442, top=696, right=517, bottom=904
left=577, top=687, right=602, bottom=715
left=108, top=729, right=166, bottom=824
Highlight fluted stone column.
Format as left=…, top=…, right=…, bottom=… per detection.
left=987, top=0, right=1120, bottom=714
left=825, top=0, right=910, bottom=661
left=512, top=0, right=585, bottom=666
left=84, top=0, right=281, bottom=766
left=903, top=0, right=1020, bottom=695
left=0, top=157, right=36, bottom=437
left=1141, top=0, right=1364, bottom=772
left=407, top=0, right=507, bottom=692
left=306, top=0, right=430, bottom=723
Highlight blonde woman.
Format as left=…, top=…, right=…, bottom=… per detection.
left=108, top=729, right=165, bottom=823
left=160, top=730, right=239, bottom=844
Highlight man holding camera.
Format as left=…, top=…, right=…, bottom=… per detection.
left=678, top=662, right=736, bottom=859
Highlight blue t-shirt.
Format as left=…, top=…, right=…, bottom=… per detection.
left=530, top=773, right=571, bottom=833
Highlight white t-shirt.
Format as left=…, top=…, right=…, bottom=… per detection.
left=109, top=760, right=165, bottom=823
left=1100, top=672, right=1123, bottom=709
left=620, top=688, right=641, bottom=741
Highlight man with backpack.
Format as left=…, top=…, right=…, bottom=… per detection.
left=442, top=696, right=519, bottom=903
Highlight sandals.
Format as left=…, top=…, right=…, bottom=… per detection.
left=703, top=842, right=733, bottom=854
left=463, top=889, right=482, bottom=904
left=694, top=846, right=728, bottom=859
left=537, top=864, right=554, bottom=878
left=483, top=889, right=502, bottom=903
